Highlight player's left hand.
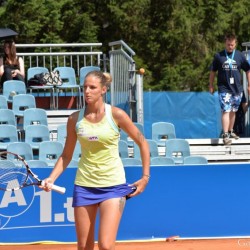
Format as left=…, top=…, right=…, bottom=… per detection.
left=127, top=177, right=149, bottom=198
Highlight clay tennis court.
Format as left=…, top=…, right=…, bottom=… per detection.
left=1, top=238, right=249, bottom=250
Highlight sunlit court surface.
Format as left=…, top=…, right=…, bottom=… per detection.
left=1, top=238, right=250, bottom=250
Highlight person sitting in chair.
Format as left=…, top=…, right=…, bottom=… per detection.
left=0, top=40, right=25, bottom=91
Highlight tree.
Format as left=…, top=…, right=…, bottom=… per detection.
left=0, top=0, right=249, bottom=91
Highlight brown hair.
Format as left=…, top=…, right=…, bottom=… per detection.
left=3, top=40, right=19, bottom=66
left=224, top=33, right=237, bottom=42
left=85, top=71, right=112, bottom=88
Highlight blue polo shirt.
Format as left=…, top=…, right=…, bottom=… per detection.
left=210, top=49, right=250, bottom=94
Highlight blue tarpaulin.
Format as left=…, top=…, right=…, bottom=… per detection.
left=143, top=91, right=222, bottom=139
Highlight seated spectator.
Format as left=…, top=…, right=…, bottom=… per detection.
left=0, top=40, right=25, bottom=91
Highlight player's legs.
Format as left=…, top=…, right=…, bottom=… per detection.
left=74, top=204, right=98, bottom=250
left=98, top=197, right=126, bottom=250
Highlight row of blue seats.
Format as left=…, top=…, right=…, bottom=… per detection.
left=120, top=121, right=208, bottom=164
left=119, top=139, right=208, bottom=165
left=0, top=140, right=80, bottom=168
left=0, top=94, right=36, bottom=117
left=0, top=100, right=208, bottom=165
left=27, top=66, right=100, bottom=86
left=0, top=140, right=207, bottom=168
left=1, top=91, right=176, bottom=146
left=121, top=155, right=208, bottom=166
left=55, top=120, right=191, bottom=165
left=0, top=123, right=64, bottom=148
left=0, top=66, right=101, bottom=109
left=0, top=116, right=208, bottom=165
left=0, top=79, right=77, bottom=110
left=27, top=66, right=100, bottom=109
left=0, top=95, right=36, bottom=129
left=0, top=124, right=207, bottom=167
left=0, top=66, right=100, bottom=94
left=121, top=121, right=176, bottom=147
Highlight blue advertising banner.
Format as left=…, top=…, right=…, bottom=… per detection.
left=1, top=164, right=250, bottom=243
left=0, top=168, right=77, bottom=242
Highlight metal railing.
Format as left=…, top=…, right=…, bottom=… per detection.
left=10, top=41, right=143, bottom=122
left=16, top=43, right=103, bottom=77
left=109, top=40, right=143, bottom=123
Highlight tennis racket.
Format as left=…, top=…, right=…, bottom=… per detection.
left=0, top=151, right=65, bottom=194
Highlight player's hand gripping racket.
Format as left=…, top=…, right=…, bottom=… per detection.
left=0, top=151, right=65, bottom=194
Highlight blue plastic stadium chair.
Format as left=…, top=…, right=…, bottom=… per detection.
left=152, top=122, right=176, bottom=147
left=68, top=159, right=78, bottom=168
left=27, top=67, right=55, bottom=109
left=79, top=66, right=101, bottom=106
left=0, top=95, right=8, bottom=109
left=119, top=140, right=129, bottom=158
left=38, top=141, right=64, bottom=167
left=12, top=94, right=36, bottom=117
left=0, top=160, right=16, bottom=169
left=54, top=66, right=82, bottom=109
left=151, top=156, right=175, bottom=166
left=3, top=80, right=26, bottom=102
left=26, top=160, right=49, bottom=168
left=120, top=129, right=129, bottom=143
left=7, top=142, right=33, bottom=161
left=120, top=122, right=144, bottom=147
left=23, top=108, right=48, bottom=130
left=0, top=124, right=18, bottom=150
left=183, top=155, right=208, bottom=165
left=57, top=124, right=67, bottom=143
left=147, top=139, right=159, bottom=157
left=134, top=139, right=158, bottom=159
left=0, top=109, right=22, bottom=139
left=165, top=139, right=191, bottom=164
left=27, top=67, right=49, bottom=81
left=122, top=158, right=142, bottom=166
left=72, top=142, right=81, bottom=162
left=0, top=109, right=16, bottom=126
left=24, top=124, right=50, bottom=150
left=79, top=66, right=100, bottom=86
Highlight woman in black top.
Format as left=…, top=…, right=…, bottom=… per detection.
left=0, top=40, right=25, bottom=90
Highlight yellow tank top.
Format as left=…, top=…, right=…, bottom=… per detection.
left=74, top=104, right=126, bottom=187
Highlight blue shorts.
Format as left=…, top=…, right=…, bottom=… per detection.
left=72, top=183, right=136, bottom=206
left=219, top=92, right=242, bottom=112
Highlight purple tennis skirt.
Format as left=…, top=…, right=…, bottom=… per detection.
left=72, top=183, right=136, bottom=206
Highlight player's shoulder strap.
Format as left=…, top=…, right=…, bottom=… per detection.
left=77, top=107, right=85, bottom=123
left=76, top=104, right=119, bottom=133
left=105, top=103, right=119, bottom=133
left=75, top=108, right=84, bottom=130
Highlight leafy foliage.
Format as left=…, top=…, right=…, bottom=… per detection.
left=0, top=0, right=249, bottom=91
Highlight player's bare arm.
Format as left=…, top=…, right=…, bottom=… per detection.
left=112, top=106, right=150, bottom=196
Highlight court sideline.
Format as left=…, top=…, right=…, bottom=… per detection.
left=1, top=238, right=249, bottom=250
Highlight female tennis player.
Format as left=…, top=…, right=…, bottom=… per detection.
left=43, top=70, right=150, bottom=250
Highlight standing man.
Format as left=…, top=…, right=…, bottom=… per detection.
left=209, top=33, right=250, bottom=145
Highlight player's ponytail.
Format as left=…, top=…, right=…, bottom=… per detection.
left=103, top=72, right=112, bottom=88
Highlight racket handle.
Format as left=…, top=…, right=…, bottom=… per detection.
left=51, top=184, right=66, bottom=194
left=41, top=181, right=66, bottom=194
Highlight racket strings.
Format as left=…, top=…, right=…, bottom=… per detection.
left=0, top=153, right=27, bottom=191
